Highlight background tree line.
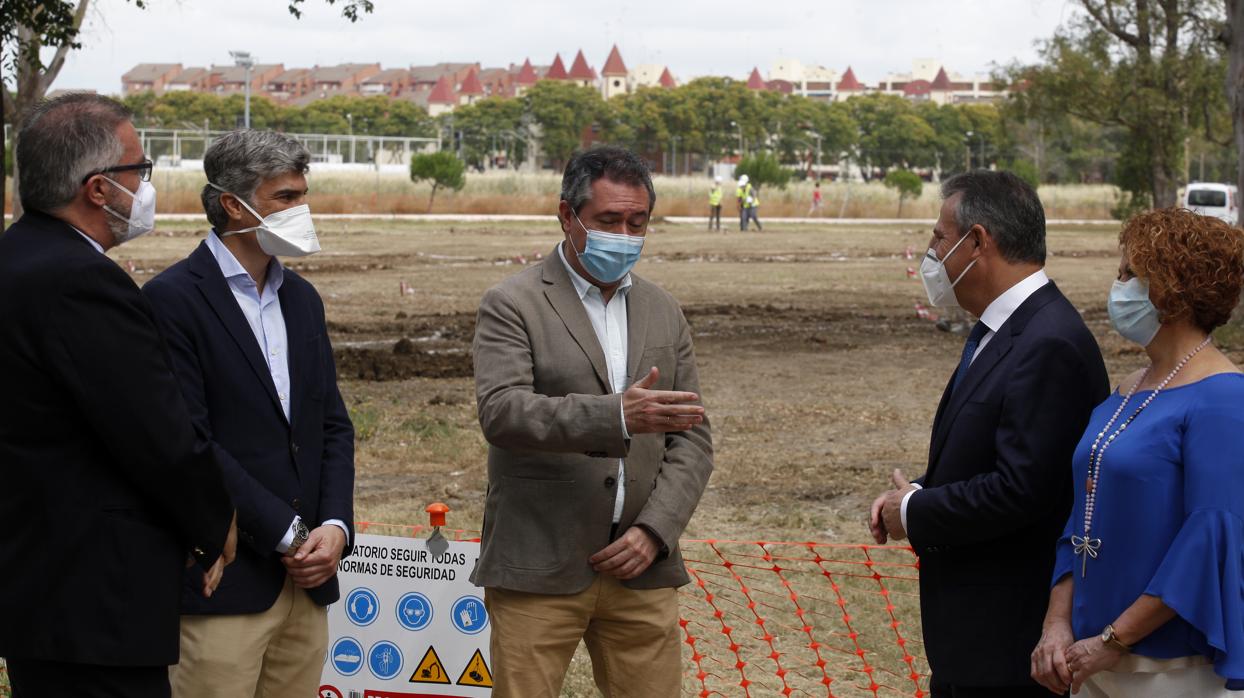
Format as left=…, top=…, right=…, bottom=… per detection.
left=9, top=0, right=1244, bottom=219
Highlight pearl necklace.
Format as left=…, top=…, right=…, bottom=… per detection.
left=1074, top=336, right=1212, bottom=578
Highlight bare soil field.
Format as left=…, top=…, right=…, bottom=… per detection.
left=12, top=215, right=1238, bottom=697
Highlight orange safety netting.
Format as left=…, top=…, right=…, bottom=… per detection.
left=0, top=527, right=925, bottom=698
left=355, top=522, right=927, bottom=697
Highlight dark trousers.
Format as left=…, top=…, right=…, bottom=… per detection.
left=7, top=657, right=170, bottom=698
left=745, top=207, right=762, bottom=231
left=929, top=678, right=1063, bottom=698
left=709, top=205, right=721, bottom=230
left=738, top=206, right=748, bottom=230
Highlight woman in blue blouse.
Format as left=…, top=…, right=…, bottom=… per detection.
left=1030, top=208, right=1244, bottom=697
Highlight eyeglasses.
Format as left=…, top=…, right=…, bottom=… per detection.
left=82, top=158, right=153, bottom=184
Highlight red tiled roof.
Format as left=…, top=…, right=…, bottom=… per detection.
left=837, top=66, right=863, bottom=91
left=568, top=50, right=595, bottom=80
left=428, top=75, right=457, bottom=104
left=904, top=79, right=932, bottom=96
left=746, top=67, right=767, bottom=90
left=516, top=58, right=538, bottom=85
left=931, top=67, right=952, bottom=90
left=459, top=68, right=484, bottom=95
left=659, top=67, right=677, bottom=89
left=602, top=45, right=628, bottom=76
left=545, top=53, right=569, bottom=80
left=767, top=79, right=794, bottom=94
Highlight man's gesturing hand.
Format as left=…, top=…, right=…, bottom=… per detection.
left=589, top=526, right=660, bottom=580
left=623, top=367, right=705, bottom=435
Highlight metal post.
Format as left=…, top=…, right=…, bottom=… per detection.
left=230, top=51, right=254, bottom=129
left=347, top=114, right=354, bottom=163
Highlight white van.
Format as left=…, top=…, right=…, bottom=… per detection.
left=1184, top=183, right=1239, bottom=225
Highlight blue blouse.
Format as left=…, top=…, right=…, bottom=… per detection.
left=1053, top=373, right=1244, bottom=689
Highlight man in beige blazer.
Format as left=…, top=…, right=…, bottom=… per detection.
left=471, top=145, right=714, bottom=697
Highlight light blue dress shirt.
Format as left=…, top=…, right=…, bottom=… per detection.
left=558, top=242, right=632, bottom=523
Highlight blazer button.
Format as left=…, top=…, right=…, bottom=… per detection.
left=604, top=476, right=616, bottom=488
left=292, top=498, right=302, bottom=511
left=290, top=441, right=299, bottom=457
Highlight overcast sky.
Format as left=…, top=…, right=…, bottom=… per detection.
left=46, top=0, right=1083, bottom=94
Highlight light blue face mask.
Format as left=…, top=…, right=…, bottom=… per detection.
left=569, top=210, right=645, bottom=283
left=1108, top=277, right=1162, bottom=346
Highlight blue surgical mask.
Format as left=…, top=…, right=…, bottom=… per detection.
left=569, top=211, right=645, bottom=283
left=1108, top=277, right=1161, bottom=346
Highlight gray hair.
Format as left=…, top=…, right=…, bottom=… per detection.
left=941, top=170, right=1047, bottom=265
left=16, top=93, right=131, bottom=213
left=201, top=130, right=310, bottom=231
left=560, top=145, right=656, bottom=214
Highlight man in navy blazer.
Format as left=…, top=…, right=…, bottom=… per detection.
left=0, top=91, right=237, bottom=698
left=143, top=130, right=354, bottom=697
left=869, top=171, right=1109, bottom=697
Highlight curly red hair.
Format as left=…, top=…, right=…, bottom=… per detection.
left=1120, top=208, right=1244, bottom=332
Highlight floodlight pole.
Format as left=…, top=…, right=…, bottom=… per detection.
left=230, top=50, right=254, bottom=129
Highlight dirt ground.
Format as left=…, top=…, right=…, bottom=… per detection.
left=89, top=215, right=1244, bottom=697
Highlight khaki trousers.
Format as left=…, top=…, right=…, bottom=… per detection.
left=1074, top=655, right=1231, bottom=698
left=170, top=576, right=327, bottom=698
left=485, top=575, right=681, bottom=698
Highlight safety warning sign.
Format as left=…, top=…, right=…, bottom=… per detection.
left=322, top=533, right=491, bottom=696
left=410, top=646, right=451, bottom=685
left=456, top=649, right=493, bottom=688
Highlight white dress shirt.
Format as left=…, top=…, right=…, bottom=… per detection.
left=72, top=228, right=104, bottom=254
left=558, top=243, right=632, bottom=523
left=206, top=232, right=348, bottom=552
left=901, top=269, right=1051, bottom=533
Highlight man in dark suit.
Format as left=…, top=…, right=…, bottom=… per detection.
left=142, top=129, right=354, bottom=698
left=869, top=171, right=1109, bottom=697
left=0, top=94, right=236, bottom=698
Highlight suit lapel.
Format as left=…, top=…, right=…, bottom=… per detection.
left=925, top=281, right=1064, bottom=472
left=542, top=245, right=611, bottom=393
left=279, top=279, right=308, bottom=428
left=189, top=241, right=284, bottom=415
left=624, top=277, right=650, bottom=386
left=927, top=329, right=1014, bottom=470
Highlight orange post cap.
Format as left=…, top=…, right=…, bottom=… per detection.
left=426, top=502, right=449, bottom=527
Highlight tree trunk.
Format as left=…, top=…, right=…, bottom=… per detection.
left=427, top=183, right=439, bottom=213
left=1152, top=162, right=1181, bottom=209
left=1229, top=0, right=1244, bottom=214
left=9, top=0, right=93, bottom=222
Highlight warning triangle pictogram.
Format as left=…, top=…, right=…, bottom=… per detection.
left=408, top=646, right=451, bottom=685
left=455, top=648, right=494, bottom=687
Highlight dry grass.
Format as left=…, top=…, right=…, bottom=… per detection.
left=4, top=172, right=1120, bottom=220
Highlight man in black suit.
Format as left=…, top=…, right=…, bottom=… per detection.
left=142, top=129, right=354, bottom=697
left=0, top=94, right=237, bottom=697
left=869, top=171, right=1109, bottom=697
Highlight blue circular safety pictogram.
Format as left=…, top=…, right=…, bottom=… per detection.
left=344, top=587, right=380, bottom=626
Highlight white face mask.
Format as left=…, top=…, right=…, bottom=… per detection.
left=1108, top=277, right=1162, bottom=346
left=101, top=176, right=157, bottom=244
left=920, top=231, right=978, bottom=308
left=210, top=183, right=320, bottom=257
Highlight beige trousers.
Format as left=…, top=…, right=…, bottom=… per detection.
left=1073, top=654, right=1232, bottom=698
left=170, top=576, right=328, bottom=698
left=485, top=575, right=681, bottom=698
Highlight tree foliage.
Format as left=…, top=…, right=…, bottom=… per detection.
left=523, top=80, right=607, bottom=170
left=1001, top=0, right=1228, bottom=208
left=736, top=152, right=792, bottom=189
left=410, top=151, right=465, bottom=212
left=883, top=169, right=923, bottom=215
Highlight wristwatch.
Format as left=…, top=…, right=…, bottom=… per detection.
left=1100, top=624, right=1132, bottom=653
left=287, top=519, right=310, bottom=555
